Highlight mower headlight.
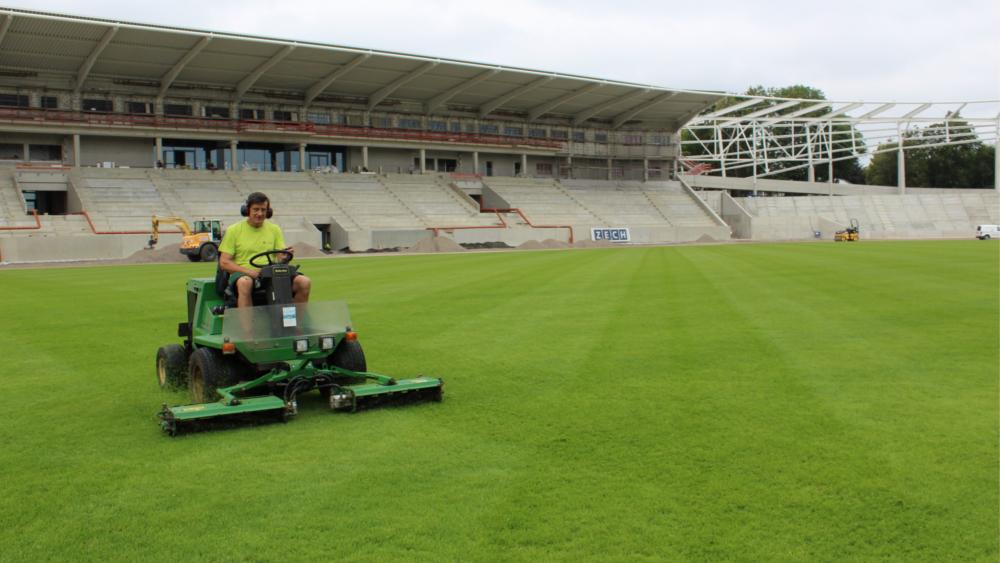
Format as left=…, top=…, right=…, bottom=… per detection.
left=294, top=338, right=309, bottom=353
left=320, top=336, right=335, bottom=350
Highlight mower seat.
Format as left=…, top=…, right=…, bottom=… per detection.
left=213, top=266, right=268, bottom=312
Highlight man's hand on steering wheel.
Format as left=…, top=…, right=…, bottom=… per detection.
left=248, top=248, right=295, bottom=269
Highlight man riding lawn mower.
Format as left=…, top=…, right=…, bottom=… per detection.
left=154, top=192, right=443, bottom=436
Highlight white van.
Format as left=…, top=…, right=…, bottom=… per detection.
left=976, top=225, right=999, bottom=240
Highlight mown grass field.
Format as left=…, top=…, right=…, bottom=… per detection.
left=0, top=241, right=996, bottom=562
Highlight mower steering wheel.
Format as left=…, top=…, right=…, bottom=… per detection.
left=249, top=249, right=294, bottom=268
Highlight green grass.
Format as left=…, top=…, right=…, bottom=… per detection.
left=0, top=241, right=996, bottom=562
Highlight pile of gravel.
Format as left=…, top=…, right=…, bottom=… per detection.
left=516, top=240, right=546, bottom=250
left=342, top=246, right=403, bottom=254
left=541, top=238, right=573, bottom=249
left=403, top=236, right=467, bottom=254
left=460, top=241, right=512, bottom=250
left=289, top=242, right=329, bottom=258
left=695, top=234, right=717, bottom=243
left=121, top=244, right=190, bottom=265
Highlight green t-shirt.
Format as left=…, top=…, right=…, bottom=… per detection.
left=218, top=220, right=285, bottom=269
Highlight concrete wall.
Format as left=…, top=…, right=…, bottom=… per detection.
left=0, top=232, right=183, bottom=262
left=481, top=186, right=511, bottom=210
left=80, top=136, right=155, bottom=168
left=683, top=174, right=901, bottom=196
left=721, top=192, right=752, bottom=239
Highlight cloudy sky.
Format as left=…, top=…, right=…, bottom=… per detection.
left=10, top=0, right=1000, bottom=107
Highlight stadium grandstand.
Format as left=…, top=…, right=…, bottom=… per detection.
left=0, top=7, right=995, bottom=260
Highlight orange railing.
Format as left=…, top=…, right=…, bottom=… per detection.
left=426, top=207, right=572, bottom=243
left=0, top=108, right=565, bottom=150
left=70, top=211, right=183, bottom=236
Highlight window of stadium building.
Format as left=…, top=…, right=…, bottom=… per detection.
left=595, top=133, right=607, bottom=143
left=129, top=102, right=153, bottom=114
left=480, top=125, right=499, bottom=135
left=240, top=109, right=264, bottom=120
left=572, top=132, right=585, bottom=141
left=450, top=123, right=461, bottom=132
left=380, top=118, right=391, bottom=128
left=536, top=163, right=552, bottom=175
left=0, top=94, right=29, bottom=108
left=308, top=114, right=330, bottom=124
left=164, top=104, right=192, bottom=116
left=82, top=99, right=114, bottom=112
left=551, top=131, right=567, bottom=139
left=529, top=129, right=546, bottom=138
left=399, top=119, right=420, bottom=129
left=274, top=111, right=294, bottom=121
left=505, top=127, right=522, bottom=136
left=204, top=106, right=229, bottom=118
left=42, top=96, right=58, bottom=109
left=622, top=135, right=642, bottom=145
left=651, top=136, right=670, bottom=145
left=428, top=121, right=446, bottom=132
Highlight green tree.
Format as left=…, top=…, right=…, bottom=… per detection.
left=864, top=119, right=995, bottom=189
left=682, top=85, right=866, bottom=183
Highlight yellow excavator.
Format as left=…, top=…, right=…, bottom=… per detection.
left=149, top=216, right=225, bottom=261
left=834, top=219, right=860, bottom=242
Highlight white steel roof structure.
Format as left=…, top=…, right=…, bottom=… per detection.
left=0, top=7, right=723, bottom=131
left=680, top=95, right=999, bottom=189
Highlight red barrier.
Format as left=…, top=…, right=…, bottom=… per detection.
left=426, top=207, right=573, bottom=244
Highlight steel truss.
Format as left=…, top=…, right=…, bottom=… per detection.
left=680, top=96, right=999, bottom=192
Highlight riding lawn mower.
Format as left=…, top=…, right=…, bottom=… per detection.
left=155, top=250, right=443, bottom=436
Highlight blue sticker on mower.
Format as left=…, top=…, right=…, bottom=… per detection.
left=282, top=307, right=297, bottom=327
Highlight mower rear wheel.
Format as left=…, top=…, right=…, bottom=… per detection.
left=157, top=344, right=188, bottom=390
left=316, top=339, right=367, bottom=394
left=189, top=346, right=241, bottom=403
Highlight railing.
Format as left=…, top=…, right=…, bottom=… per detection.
left=425, top=207, right=573, bottom=243
left=0, top=108, right=565, bottom=150
left=449, top=173, right=483, bottom=180
left=70, top=211, right=183, bottom=236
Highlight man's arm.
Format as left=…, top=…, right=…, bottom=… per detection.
left=219, top=252, right=259, bottom=278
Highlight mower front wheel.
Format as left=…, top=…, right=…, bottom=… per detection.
left=189, top=346, right=241, bottom=403
left=316, top=339, right=367, bottom=393
left=157, top=344, right=188, bottom=390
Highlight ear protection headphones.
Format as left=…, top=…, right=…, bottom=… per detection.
left=240, top=193, right=273, bottom=218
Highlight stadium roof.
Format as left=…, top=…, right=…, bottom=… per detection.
left=0, top=7, right=723, bottom=130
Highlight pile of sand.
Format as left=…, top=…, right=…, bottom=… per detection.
left=572, top=239, right=615, bottom=249
left=289, top=242, right=328, bottom=258
left=516, top=240, right=546, bottom=250
left=121, top=243, right=191, bottom=265
left=403, top=236, right=467, bottom=254
left=695, top=234, right=717, bottom=243
left=460, top=241, right=512, bottom=250
left=541, top=238, right=573, bottom=249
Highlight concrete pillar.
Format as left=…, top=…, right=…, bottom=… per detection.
left=521, top=154, right=527, bottom=177
left=643, top=157, right=649, bottom=181
left=607, top=158, right=612, bottom=181
left=419, top=148, right=426, bottom=173
left=897, top=127, right=906, bottom=195
left=299, top=143, right=306, bottom=172
left=829, top=159, right=834, bottom=196
left=362, top=146, right=368, bottom=169
left=673, top=158, right=678, bottom=180
left=473, top=151, right=478, bottom=174
left=433, top=158, right=438, bottom=173
left=567, top=155, right=572, bottom=179
left=22, top=143, right=29, bottom=162
left=73, top=135, right=80, bottom=167
left=155, top=138, right=162, bottom=166
left=230, top=140, right=238, bottom=172
left=995, top=117, right=999, bottom=191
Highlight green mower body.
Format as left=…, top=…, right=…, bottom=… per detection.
left=155, top=255, right=442, bottom=436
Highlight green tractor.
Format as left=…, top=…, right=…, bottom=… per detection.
left=155, top=250, right=443, bottom=436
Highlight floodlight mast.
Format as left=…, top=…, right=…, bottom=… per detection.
left=680, top=96, right=999, bottom=193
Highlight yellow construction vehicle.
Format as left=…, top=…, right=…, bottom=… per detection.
left=150, top=216, right=224, bottom=261
left=834, top=219, right=860, bottom=242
